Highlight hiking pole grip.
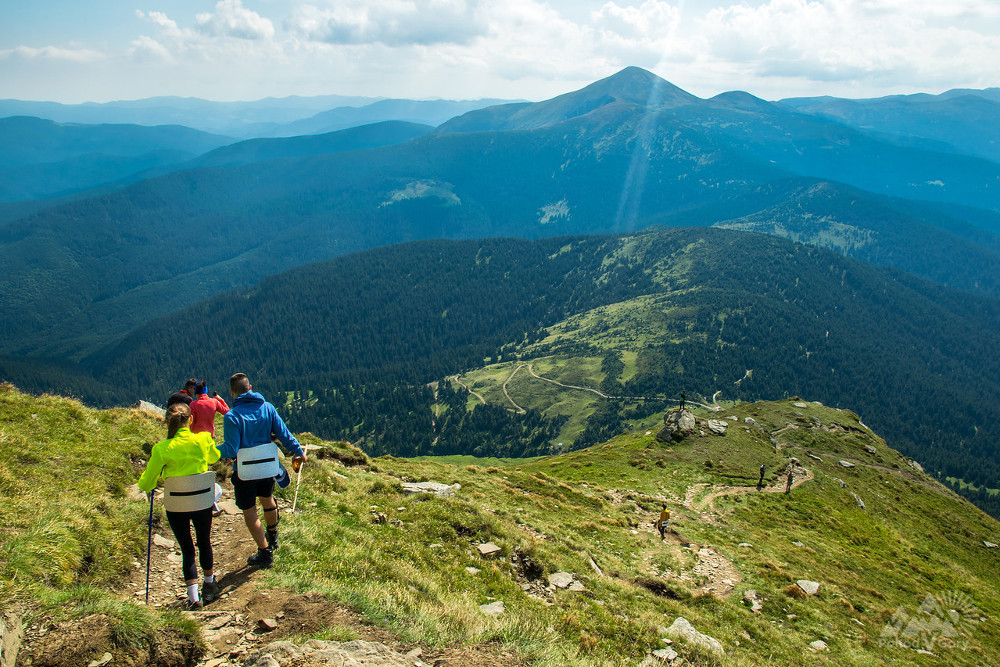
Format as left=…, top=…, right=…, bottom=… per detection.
left=145, top=491, right=154, bottom=604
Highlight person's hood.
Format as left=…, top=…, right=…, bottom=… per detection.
left=233, top=391, right=266, bottom=407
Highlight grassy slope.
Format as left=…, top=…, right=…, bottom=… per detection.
left=0, top=383, right=200, bottom=658
left=3, top=384, right=1000, bottom=665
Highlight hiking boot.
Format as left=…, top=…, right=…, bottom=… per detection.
left=185, top=599, right=203, bottom=611
left=247, top=547, right=273, bottom=568
left=202, top=580, right=221, bottom=604
left=266, top=526, right=279, bottom=551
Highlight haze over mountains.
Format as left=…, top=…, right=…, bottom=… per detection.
left=3, top=66, right=1000, bottom=513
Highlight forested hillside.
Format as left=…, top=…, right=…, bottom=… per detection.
left=76, top=228, right=1000, bottom=506
left=6, top=69, right=1000, bottom=361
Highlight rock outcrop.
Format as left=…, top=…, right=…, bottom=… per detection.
left=657, top=409, right=697, bottom=442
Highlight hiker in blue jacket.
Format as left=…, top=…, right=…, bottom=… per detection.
left=219, top=372, right=306, bottom=568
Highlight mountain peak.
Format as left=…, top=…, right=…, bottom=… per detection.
left=438, top=66, right=698, bottom=133
left=583, top=66, right=699, bottom=108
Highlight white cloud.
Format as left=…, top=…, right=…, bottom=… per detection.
left=195, top=0, right=276, bottom=41
left=286, top=0, right=488, bottom=46
left=5, top=0, right=1000, bottom=103
left=3, top=45, right=105, bottom=63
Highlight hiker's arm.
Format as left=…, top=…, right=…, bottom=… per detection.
left=217, top=414, right=239, bottom=459
left=269, top=405, right=304, bottom=459
left=137, top=443, right=165, bottom=492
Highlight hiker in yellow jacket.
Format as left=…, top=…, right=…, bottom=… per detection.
left=138, top=403, right=222, bottom=609
left=657, top=505, right=671, bottom=540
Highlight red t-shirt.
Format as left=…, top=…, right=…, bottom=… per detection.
left=190, top=394, right=230, bottom=436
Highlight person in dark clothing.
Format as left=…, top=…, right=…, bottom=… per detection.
left=785, top=469, right=794, bottom=494
left=758, top=464, right=766, bottom=490
left=167, top=379, right=198, bottom=409
left=218, top=373, right=306, bottom=568
left=679, top=391, right=687, bottom=411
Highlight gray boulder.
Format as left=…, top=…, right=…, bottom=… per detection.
left=401, top=481, right=460, bottom=497
left=667, top=617, right=723, bottom=656
left=796, top=580, right=821, bottom=595
left=707, top=419, right=728, bottom=435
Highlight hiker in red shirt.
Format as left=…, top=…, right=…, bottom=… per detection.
left=190, top=380, right=230, bottom=437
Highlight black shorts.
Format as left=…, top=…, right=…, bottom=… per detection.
left=232, top=469, right=276, bottom=511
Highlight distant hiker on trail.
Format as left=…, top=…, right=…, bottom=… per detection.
left=218, top=372, right=306, bottom=569
left=679, top=391, right=687, bottom=412
left=657, top=505, right=671, bottom=540
left=190, top=380, right=229, bottom=436
left=758, top=464, right=766, bottom=491
left=137, top=403, right=222, bottom=610
left=167, top=379, right=197, bottom=409
left=785, top=469, right=794, bottom=494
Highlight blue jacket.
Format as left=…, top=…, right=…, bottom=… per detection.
left=220, top=392, right=304, bottom=485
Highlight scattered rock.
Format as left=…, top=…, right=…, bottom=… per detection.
left=838, top=460, right=855, bottom=468
left=792, top=541, right=805, bottom=547
left=742, top=589, right=763, bottom=614
left=401, top=481, right=461, bottom=497
left=371, top=512, right=387, bottom=524
left=1, top=611, right=22, bottom=667
left=909, top=460, right=925, bottom=473
left=257, top=618, right=279, bottom=632
left=807, top=454, right=822, bottom=462
left=667, top=617, right=723, bottom=656
left=86, top=653, right=112, bottom=667
left=567, top=581, right=587, bottom=592
left=152, top=534, right=175, bottom=549
left=217, top=499, right=241, bottom=515
left=851, top=492, right=866, bottom=510
left=547, top=572, right=575, bottom=589
left=864, top=445, right=877, bottom=455
left=135, top=400, right=165, bottom=419
left=245, top=640, right=415, bottom=667
left=206, top=614, right=234, bottom=631
left=477, top=542, right=501, bottom=557
left=810, top=640, right=828, bottom=652
left=796, top=580, right=821, bottom=596
left=706, top=419, right=728, bottom=435
left=651, top=646, right=679, bottom=662
left=479, top=601, right=505, bottom=617
left=794, top=402, right=808, bottom=408
left=984, top=541, right=999, bottom=549
left=126, top=484, right=149, bottom=502
left=465, top=567, right=481, bottom=574
left=737, top=543, right=752, bottom=548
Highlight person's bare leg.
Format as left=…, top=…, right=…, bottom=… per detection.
left=243, top=506, right=268, bottom=549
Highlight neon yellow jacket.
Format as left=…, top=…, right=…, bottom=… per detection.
left=138, top=427, right=221, bottom=492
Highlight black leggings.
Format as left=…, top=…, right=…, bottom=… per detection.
left=166, top=508, right=213, bottom=581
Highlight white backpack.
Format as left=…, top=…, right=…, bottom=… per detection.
left=162, top=471, right=217, bottom=512
left=236, top=442, right=281, bottom=480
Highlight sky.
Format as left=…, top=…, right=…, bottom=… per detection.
left=2, top=0, right=1000, bottom=104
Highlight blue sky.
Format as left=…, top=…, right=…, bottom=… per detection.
left=2, top=1, right=1000, bottom=103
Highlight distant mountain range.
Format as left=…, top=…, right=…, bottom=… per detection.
left=782, top=88, right=1000, bottom=163
left=0, top=94, right=520, bottom=138
left=3, top=67, right=1000, bottom=362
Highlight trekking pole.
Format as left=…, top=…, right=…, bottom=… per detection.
left=291, top=459, right=304, bottom=514
left=145, top=490, right=154, bottom=604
